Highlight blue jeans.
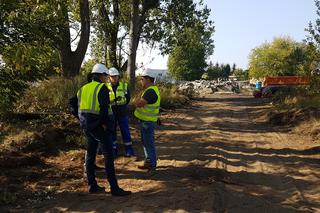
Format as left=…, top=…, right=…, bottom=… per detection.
left=112, top=115, right=132, bottom=147
left=140, top=121, right=157, bottom=168
left=84, top=126, right=119, bottom=191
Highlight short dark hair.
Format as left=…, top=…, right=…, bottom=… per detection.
left=91, top=73, right=106, bottom=82
left=143, top=76, right=155, bottom=83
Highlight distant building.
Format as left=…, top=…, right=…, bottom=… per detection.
left=228, top=75, right=238, bottom=81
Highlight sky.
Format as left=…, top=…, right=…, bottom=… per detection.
left=137, top=0, right=318, bottom=70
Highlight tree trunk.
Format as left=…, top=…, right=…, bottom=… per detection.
left=127, top=0, right=140, bottom=92
left=59, top=0, right=90, bottom=77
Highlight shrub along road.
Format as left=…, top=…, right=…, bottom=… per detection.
left=1, top=94, right=319, bottom=212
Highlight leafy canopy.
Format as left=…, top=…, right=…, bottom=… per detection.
left=248, top=36, right=316, bottom=79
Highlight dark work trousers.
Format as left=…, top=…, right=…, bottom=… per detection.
left=84, top=126, right=119, bottom=191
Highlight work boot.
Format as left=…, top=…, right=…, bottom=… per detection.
left=124, top=145, right=135, bottom=157
left=111, top=188, right=132, bottom=196
left=88, top=185, right=105, bottom=193
left=138, top=162, right=153, bottom=170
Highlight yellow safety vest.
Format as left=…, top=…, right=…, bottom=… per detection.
left=134, top=85, right=160, bottom=122
left=106, top=81, right=128, bottom=106
left=77, top=81, right=113, bottom=115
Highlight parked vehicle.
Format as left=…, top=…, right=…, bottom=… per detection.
left=261, top=85, right=296, bottom=98
left=263, top=76, right=309, bottom=87
left=253, top=76, right=309, bottom=98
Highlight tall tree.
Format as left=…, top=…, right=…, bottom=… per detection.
left=127, top=0, right=140, bottom=91
left=248, top=36, right=315, bottom=79
left=1, top=0, right=90, bottom=77
left=306, top=0, right=320, bottom=94
left=168, top=24, right=214, bottom=80
left=57, top=0, right=90, bottom=77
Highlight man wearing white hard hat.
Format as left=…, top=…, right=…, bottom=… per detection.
left=134, top=68, right=161, bottom=171
left=75, top=63, right=131, bottom=196
left=106, top=67, right=135, bottom=157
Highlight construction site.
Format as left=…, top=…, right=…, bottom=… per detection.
left=1, top=86, right=319, bottom=212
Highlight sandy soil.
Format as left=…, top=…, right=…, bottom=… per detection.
left=2, top=94, right=320, bottom=213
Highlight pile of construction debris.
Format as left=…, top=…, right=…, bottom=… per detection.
left=176, top=80, right=254, bottom=97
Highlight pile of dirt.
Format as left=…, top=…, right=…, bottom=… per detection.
left=265, top=107, right=320, bottom=140
left=267, top=107, right=320, bottom=126
left=0, top=151, right=42, bottom=169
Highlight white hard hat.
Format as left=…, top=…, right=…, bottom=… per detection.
left=92, top=63, right=109, bottom=75
left=140, top=68, right=157, bottom=79
left=109, top=67, right=119, bottom=76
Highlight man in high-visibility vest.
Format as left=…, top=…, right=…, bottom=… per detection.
left=134, top=68, right=161, bottom=171
left=106, top=67, right=135, bottom=157
left=77, top=63, right=131, bottom=196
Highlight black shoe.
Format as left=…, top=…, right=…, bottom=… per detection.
left=111, top=188, right=132, bottom=196
left=138, top=162, right=154, bottom=170
left=88, top=185, right=105, bottom=193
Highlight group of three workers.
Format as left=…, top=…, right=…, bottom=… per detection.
left=72, top=63, right=160, bottom=196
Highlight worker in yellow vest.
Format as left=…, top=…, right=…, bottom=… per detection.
left=134, top=68, right=161, bottom=171
left=106, top=67, right=135, bottom=157
left=77, top=63, right=131, bottom=196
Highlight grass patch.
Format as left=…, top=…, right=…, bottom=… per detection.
left=15, top=76, right=86, bottom=113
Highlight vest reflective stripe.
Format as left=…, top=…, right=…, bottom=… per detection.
left=77, top=81, right=104, bottom=114
left=106, top=81, right=128, bottom=106
left=144, top=105, right=160, bottom=109
left=134, top=85, right=161, bottom=122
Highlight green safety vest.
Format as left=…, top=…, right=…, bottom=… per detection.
left=77, top=81, right=112, bottom=115
left=134, top=85, right=161, bottom=122
left=106, top=81, right=128, bottom=106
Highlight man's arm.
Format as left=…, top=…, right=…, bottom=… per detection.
left=98, top=85, right=110, bottom=126
left=68, top=96, right=79, bottom=119
left=125, top=87, right=131, bottom=105
left=134, top=89, right=157, bottom=107
left=134, top=98, right=148, bottom=108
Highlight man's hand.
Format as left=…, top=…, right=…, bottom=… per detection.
left=134, top=98, right=148, bottom=108
left=102, top=124, right=107, bottom=130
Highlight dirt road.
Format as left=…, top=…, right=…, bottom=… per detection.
left=17, top=94, right=320, bottom=212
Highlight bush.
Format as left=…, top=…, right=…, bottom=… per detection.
left=158, top=82, right=189, bottom=108
left=272, top=87, right=320, bottom=109
left=15, top=76, right=86, bottom=113
left=0, top=66, right=28, bottom=118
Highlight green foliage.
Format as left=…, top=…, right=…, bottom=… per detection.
left=0, top=66, right=28, bottom=118
left=15, top=76, right=86, bottom=113
left=233, top=68, right=249, bottom=81
left=306, top=0, right=320, bottom=50
left=310, top=76, right=320, bottom=94
left=206, top=63, right=231, bottom=80
left=167, top=24, right=213, bottom=80
left=158, top=83, right=189, bottom=108
left=2, top=42, right=60, bottom=79
left=306, top=0, right=320, bottom=94
left=248, top=36, right=315, bottom=79
left=144, top=0, right=214, bottom=55
left=273, top=88, right=320, bottom=110
left=80, top=59, right=97, bottom=76
left=0, top=41, right=60, bottom=118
